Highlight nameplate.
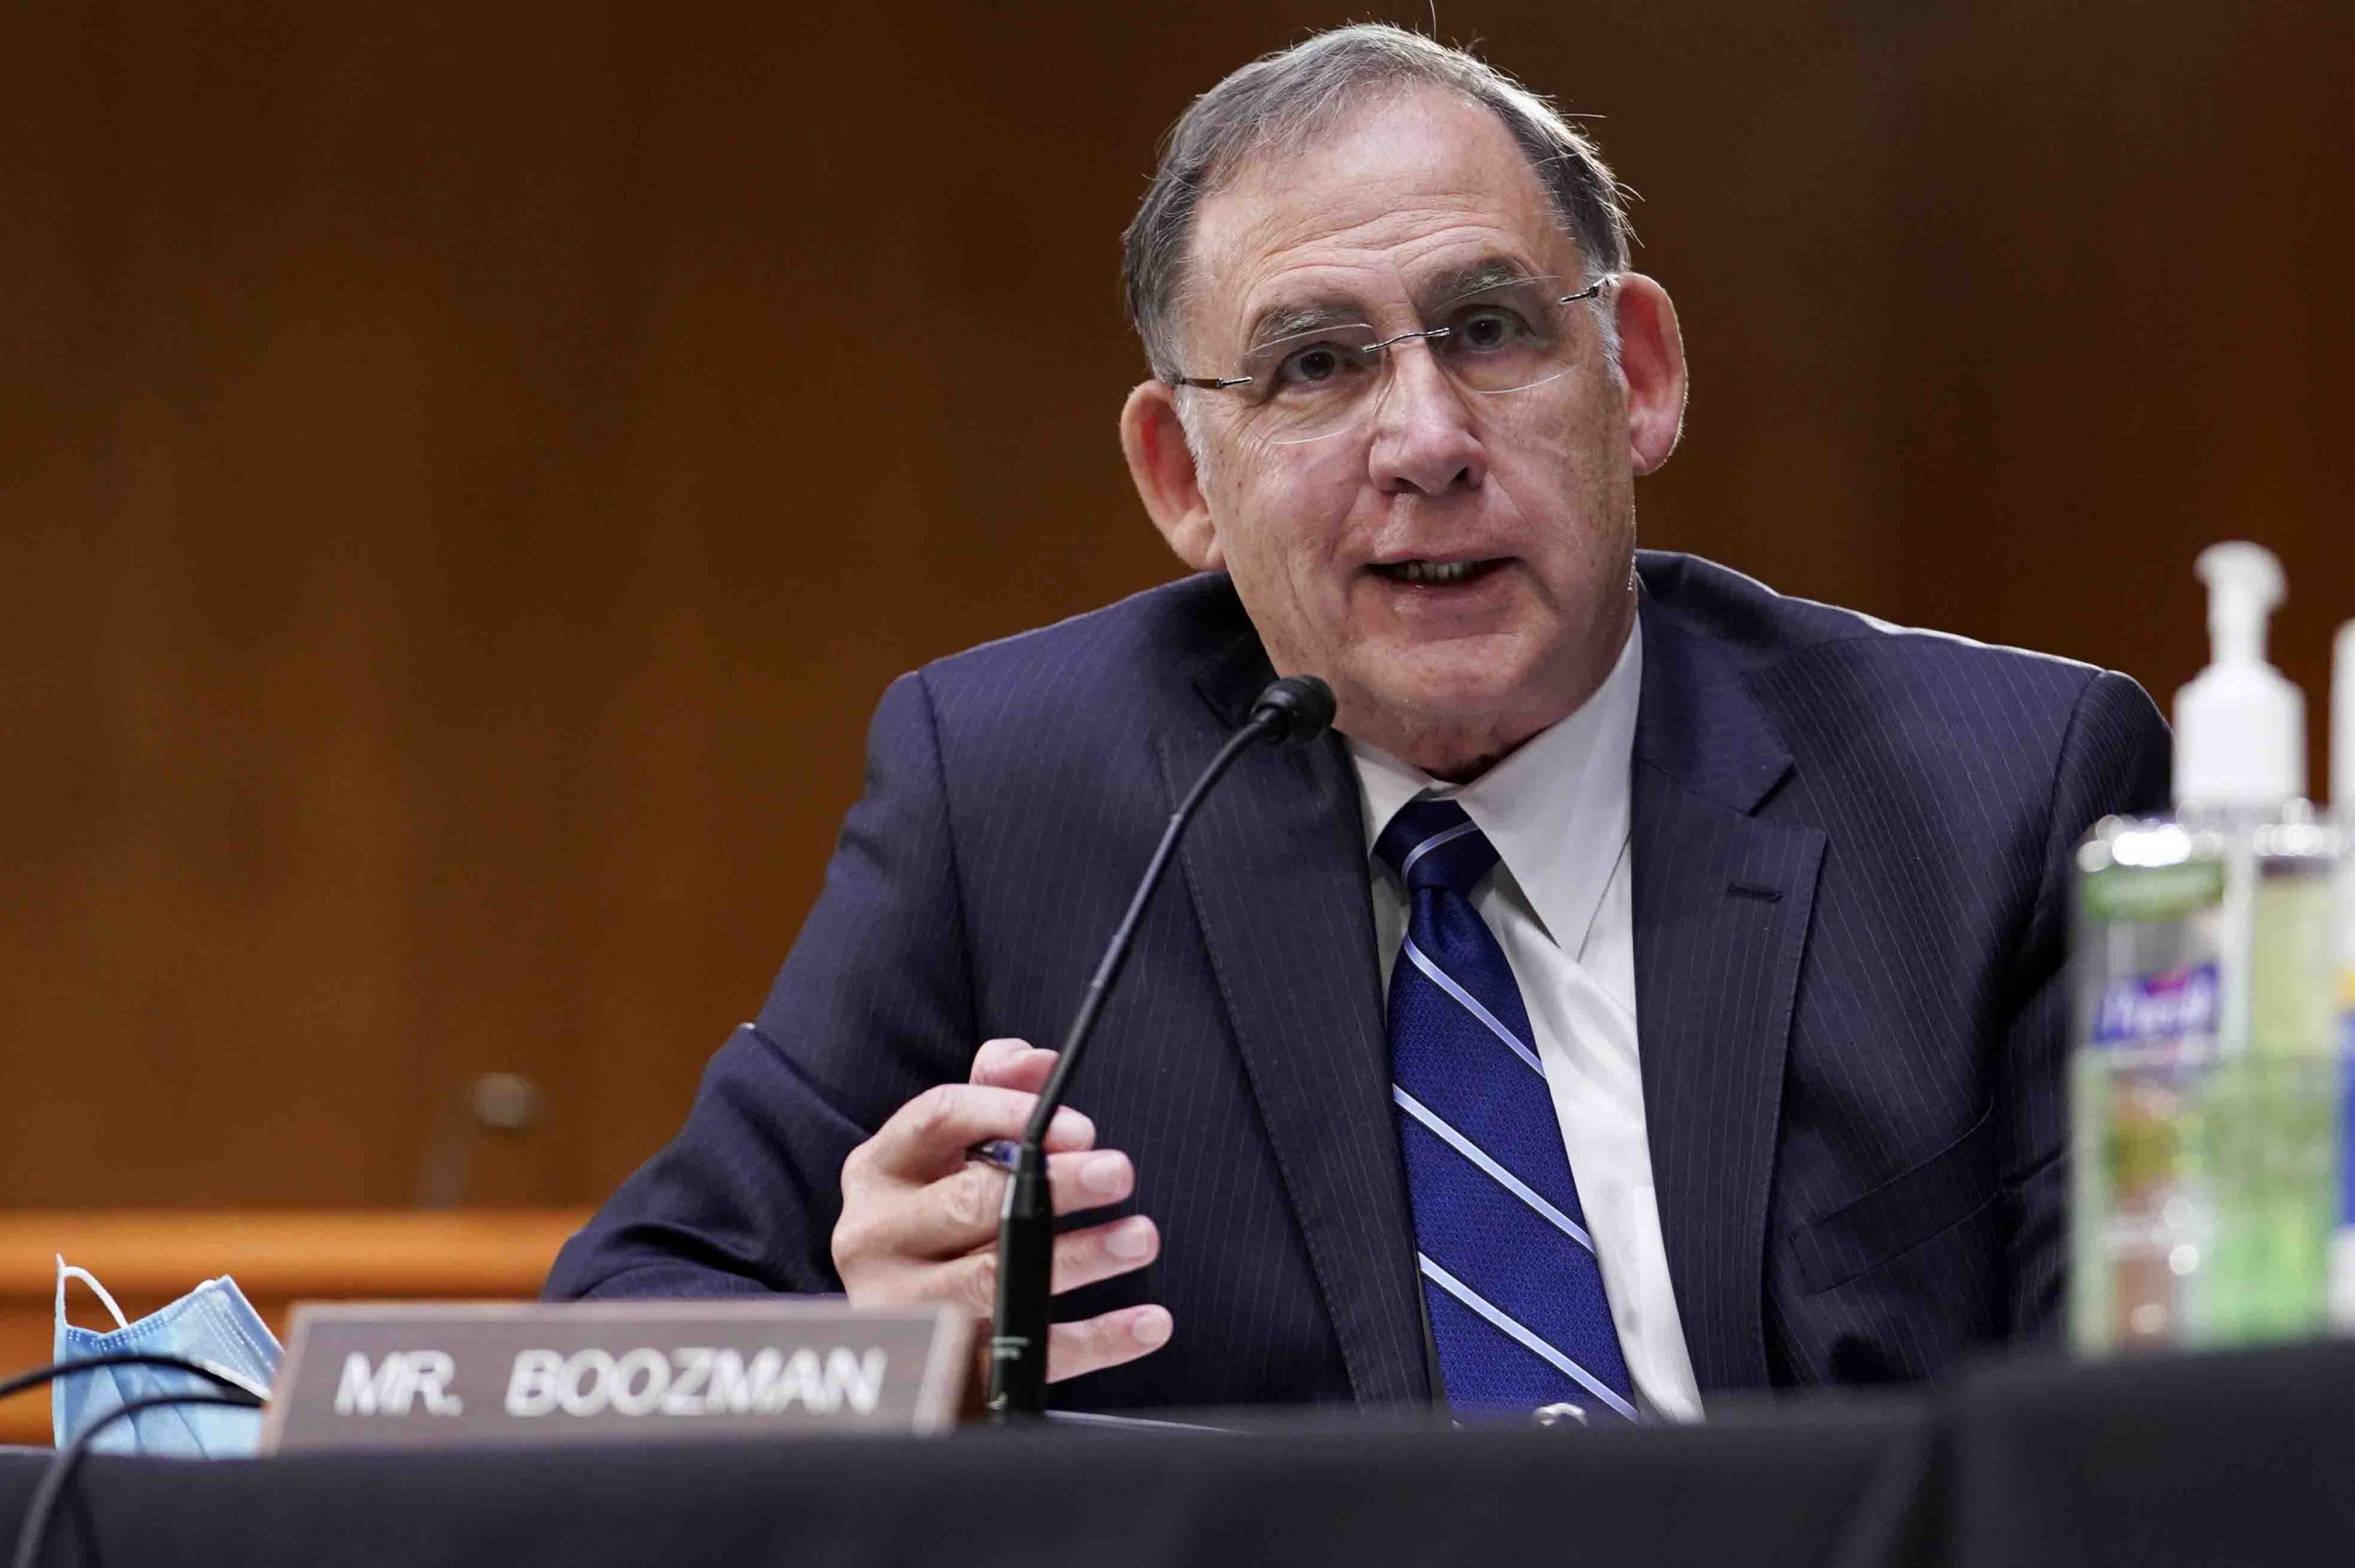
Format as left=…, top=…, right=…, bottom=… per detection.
left=260, top=1300, right=971, bottom=1453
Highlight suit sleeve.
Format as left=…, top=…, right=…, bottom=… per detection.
left=544, top=670, right=979, bottom=1299
left=1999, top=669, right=2172, bottom=1340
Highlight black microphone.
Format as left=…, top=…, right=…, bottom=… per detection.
left=985, top=675, right=1335, bottom=1421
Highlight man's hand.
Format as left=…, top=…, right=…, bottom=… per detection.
left=832, top=1037, right=1172, bottom=1381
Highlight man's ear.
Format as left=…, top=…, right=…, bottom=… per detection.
left=1120, top=381, right=1223, bottom=570
left=1612, top=275, right=1688, bottom=476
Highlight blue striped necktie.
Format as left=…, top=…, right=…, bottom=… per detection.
left=1377, top=795, right=1637, bottom=1423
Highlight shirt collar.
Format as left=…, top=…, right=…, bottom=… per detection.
left=1348, top=619, right=1642, bottom=957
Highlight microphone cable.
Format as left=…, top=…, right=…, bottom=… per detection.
left=0, top=1353, right=267, bottom=1568
left=0, top=1353, right=267, bottom=1406
left=10, top=1391, right=262, bottom=1568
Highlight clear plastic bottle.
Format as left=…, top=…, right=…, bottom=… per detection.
left=2070, top=544, right=2340, bottom=1354
left=2331, top=619, right=2355, bottom=1329
left=2071, top=818, right=2229, bottom=1351
left=2207, top=810, right=2338, bottom=1345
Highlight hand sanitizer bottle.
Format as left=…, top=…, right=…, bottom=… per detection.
left=2332, top=620, right=2355, bottom=1331
left=2072, top=543, right=2339, bottom=1353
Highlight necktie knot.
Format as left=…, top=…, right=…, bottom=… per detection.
left=1374, top=796, right=1499, bottom=898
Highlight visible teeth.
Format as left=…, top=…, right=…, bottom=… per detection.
left=1395, top=559, right=1476, bottom=584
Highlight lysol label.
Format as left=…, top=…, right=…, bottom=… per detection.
left=2092, top=962, right=2221, bottom=1046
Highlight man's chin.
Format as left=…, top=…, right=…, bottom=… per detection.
left=1377, top=647, right=1542, bottom=716
left=1337, top=661, right=1554, bottom=753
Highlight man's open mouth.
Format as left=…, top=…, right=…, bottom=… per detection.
left=1370, top=557, right=1509, bottom=586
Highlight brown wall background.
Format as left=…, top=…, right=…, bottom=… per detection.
left=4, top=3, right=2349, bottom=1208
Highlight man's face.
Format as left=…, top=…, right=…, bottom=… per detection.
left=1125, top=87, right=1683, bottom=778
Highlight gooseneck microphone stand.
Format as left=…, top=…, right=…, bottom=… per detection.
left=985, top=675, right=1336, bottom=1422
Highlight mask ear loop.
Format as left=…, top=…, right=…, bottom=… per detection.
left=53, top=1256, right=139, bottom=1453
left=54, top=1257, right=131, bottom=1332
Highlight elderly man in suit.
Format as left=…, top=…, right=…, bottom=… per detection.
left=547, top=25, right=2168, bottom=1421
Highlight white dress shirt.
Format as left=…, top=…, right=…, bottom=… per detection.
left=1348, top=622, right=1705, bottom=1422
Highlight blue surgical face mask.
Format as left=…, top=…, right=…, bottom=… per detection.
left=52, top=1258, right=281, bottom=1457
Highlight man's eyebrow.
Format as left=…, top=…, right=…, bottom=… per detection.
left=1417, top=256, right=1547, bottom=306
left=1235, top=256, right=1548, bottom=354
left=1241, top=299, right=1366, bottom=354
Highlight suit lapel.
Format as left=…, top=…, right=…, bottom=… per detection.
left=1158, top=620, right=1430, bottom=1405
left=1155, top=567, right=1827, bottom=1402
left=1631, top=587, right=1825, bottom=1393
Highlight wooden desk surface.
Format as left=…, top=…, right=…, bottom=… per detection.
left=0, top=1209, right=591, bottom=1446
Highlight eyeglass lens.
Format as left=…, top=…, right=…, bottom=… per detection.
left=1234, top=277, right=1596, bottom=444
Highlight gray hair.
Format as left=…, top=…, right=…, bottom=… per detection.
left=1121, top=24, right=1633, bottom=384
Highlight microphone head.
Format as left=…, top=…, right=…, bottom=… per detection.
left=1248, top=675, right=1336, bottom=745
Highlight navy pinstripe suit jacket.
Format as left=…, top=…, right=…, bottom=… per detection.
left=547, top=551, right=2171, bottom=1409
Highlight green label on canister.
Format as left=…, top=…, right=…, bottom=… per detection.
left=2080, top=860, right=2228, bottom=924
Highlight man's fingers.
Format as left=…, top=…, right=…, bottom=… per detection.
left=860, top=1083, right=1095, bottom=1180
left=1047, top=1214, right=1160, bottom=1296
left=1046, top=1306, right=1174, bottom=1383
left=880, top=1150, right=1140, bottom=1259
left=1047, top=1149, right=1135, bottom=1216
left=932, top=1205, right=1163, bottom=1318
left=969, top=1040, right=1058, bottom=1094
left=938, top=1216, right=1161, bottom=1317
left=941, top=1214, right=1161, bottom=1304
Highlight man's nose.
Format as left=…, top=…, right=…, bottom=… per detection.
left=1366, top=340, right=1487, bottom=497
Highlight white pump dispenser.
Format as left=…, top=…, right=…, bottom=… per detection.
left=2174, top=541, right=2305, bottom=811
